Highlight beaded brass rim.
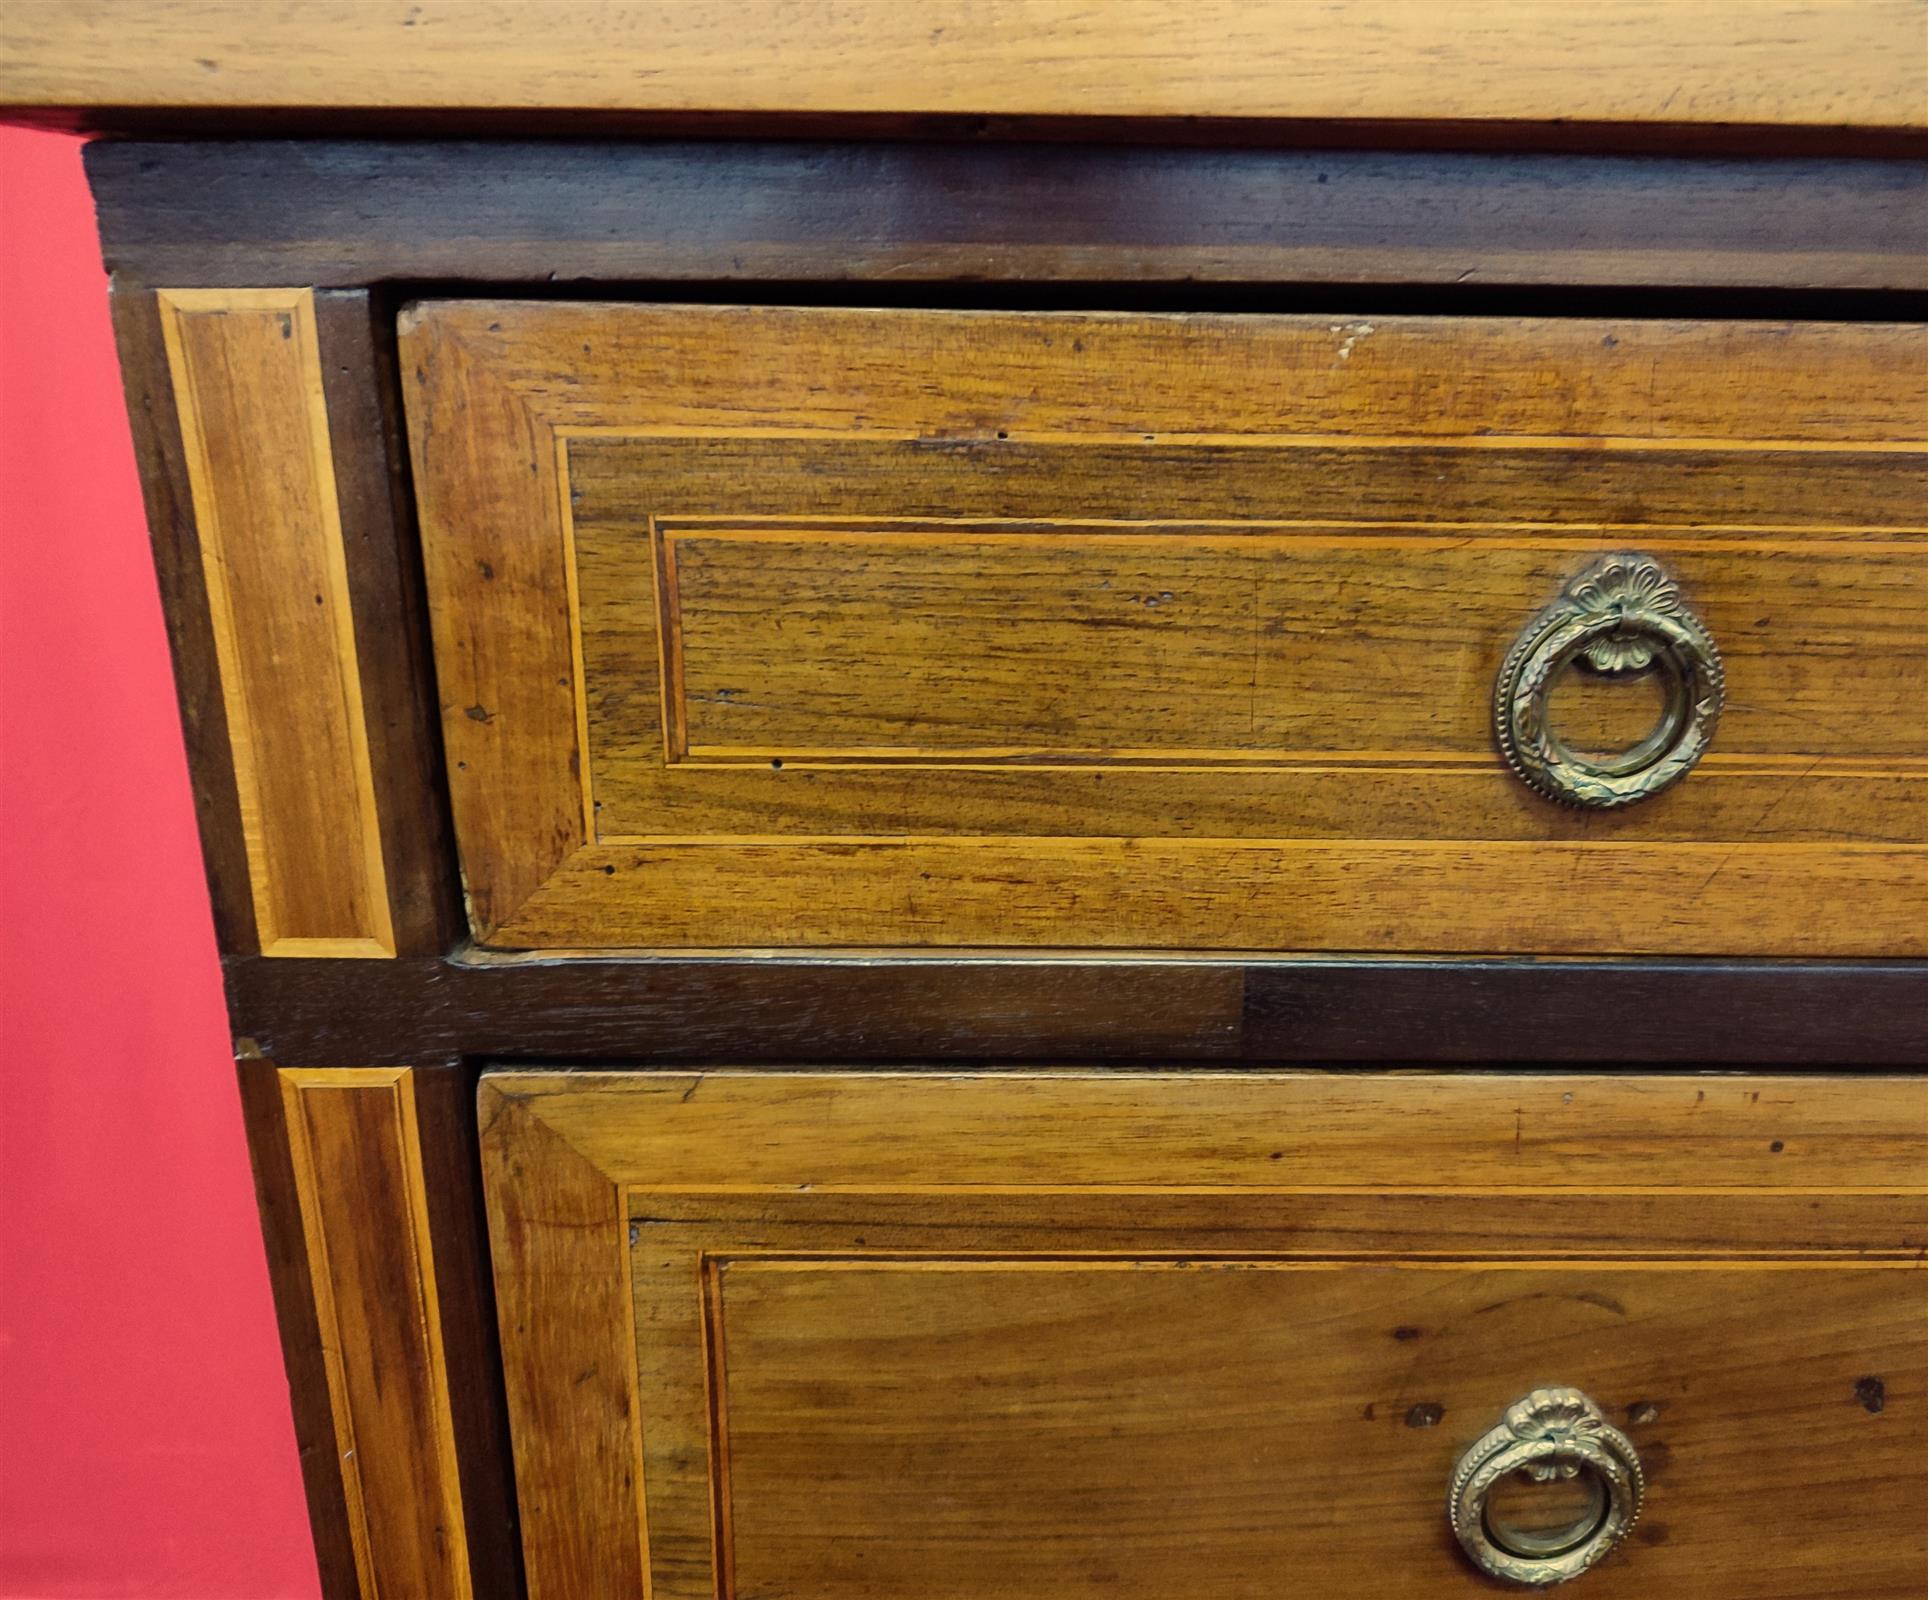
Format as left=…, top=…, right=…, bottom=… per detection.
left=1494, top=552, right=1723, bottom=809
left=1449, top=1388, right=1645, bottom=1588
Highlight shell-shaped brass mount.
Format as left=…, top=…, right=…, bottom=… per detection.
left=1449, top=1386, right=1646, bottom=1587
left=1494, top=552, right=1724, bottom=808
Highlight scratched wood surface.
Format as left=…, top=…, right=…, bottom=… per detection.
left=5, top=1, right=1925, bottom=129
left=402, top=303, right=1928, bottom=953
left=481, top=1070, right=1928, bottom=1600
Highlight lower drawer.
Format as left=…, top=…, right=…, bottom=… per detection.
left=480, top=1071, right=1927, bottom=1599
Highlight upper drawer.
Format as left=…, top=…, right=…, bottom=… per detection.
left=400, top=304, right=1927, bottom=954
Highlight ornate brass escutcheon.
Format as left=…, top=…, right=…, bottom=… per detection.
left=1494, top=552, right=1724, bottom=808
left=1449, top=1387, right=1646, bottom=1587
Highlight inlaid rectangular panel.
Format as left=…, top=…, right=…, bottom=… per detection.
left=403, top=303, right=1928, bottom=953
left=705, top=1262, right=1918, bottom=1600
left=480, top=1070, right=1928, bottom=1600
left=277, top=1068, right=474, bottom=1598
left=158, top=288, right=394, bottom=956
left=628, top=524, right=1924, bottom=767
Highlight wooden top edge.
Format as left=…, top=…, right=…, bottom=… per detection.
left=4, top=2, right=1925, bottom=131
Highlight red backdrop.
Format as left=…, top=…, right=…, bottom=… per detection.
left=0, top=128, right=319, bottom=1598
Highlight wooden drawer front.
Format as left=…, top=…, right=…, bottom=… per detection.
left=481, top=1071, right=1928, bottom=1600
left=403, top=305, right=1928, bottom=953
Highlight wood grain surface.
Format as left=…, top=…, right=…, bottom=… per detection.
left=503, top=840, right=1927, bottom=955
left=480, top=1094, right=647, bottom=1600
left=705, top=1263, right=1920, bottom=1600
left=243, top=1063, right=520, bottom=1599
left=117, top=289, right=460, bottom=961
left=305, top=293, right=466, bottom=957
left=113, top=288, right=261, bottom=951
left=83, top=142, right=1928, bottom=292
left=629, top=526, right=1924, bottom=763
left=489, top=1070, right=1928, bottom=1190
left=156, top=289, right=394, bottom=957
left=222, top=953, right=1928, bottom=1068
left=481, top=1069, right=1928, bottom=1600
left=418, top=304, right=1928, bottom=439
left=279, top=1069, right=472, bottom=1596
left=403, top=302, right=1928, bottom=954
left=7, top=2, right=1926, bottom=129
left=236, top=1062, right=360, bottom=1596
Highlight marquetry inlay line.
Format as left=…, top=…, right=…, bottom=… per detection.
left=279, top=1068, right=474, bottom=1600
left=552, top=423, right=1928, bottom=454
left=659, top=756, right=1928, bottom=772
left=699, top=1254, right=740, bottom=1600
left=590, top=834, right=1928, bottom=852
left=654, top=525, right=1928, bottom=552
left=654, top=515, right=1928, bottom=538
left=616, top=1182, right=658, bottom=1593
left=648, top=515, right=690, bottom=770
left=706, top=1254, right=1928, bottom=1272
left=626, top=1185, right=1928, bottom=1200
left=551, top=428, right=597, bottom=841
left=157, top=288, right=394, bottom=958
left=632, top=515, right=1928, bottom=774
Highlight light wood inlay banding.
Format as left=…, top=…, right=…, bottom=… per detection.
left=279, top=1067, right=474, bottom=1600
left=158, top=288, right=393, bottom=957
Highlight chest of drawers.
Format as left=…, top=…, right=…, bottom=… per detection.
left=6, top=7, right=1926, bottom=1595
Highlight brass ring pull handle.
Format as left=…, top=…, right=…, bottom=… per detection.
left=1449, top=1388, right=1645, bottom=1588
left=1494, top=553, right=1723, bottom=808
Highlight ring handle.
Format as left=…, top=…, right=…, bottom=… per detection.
left=1494, top=552, right=1723, bottom=808
left=1449, top=1387, right=1645, bottom=1588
